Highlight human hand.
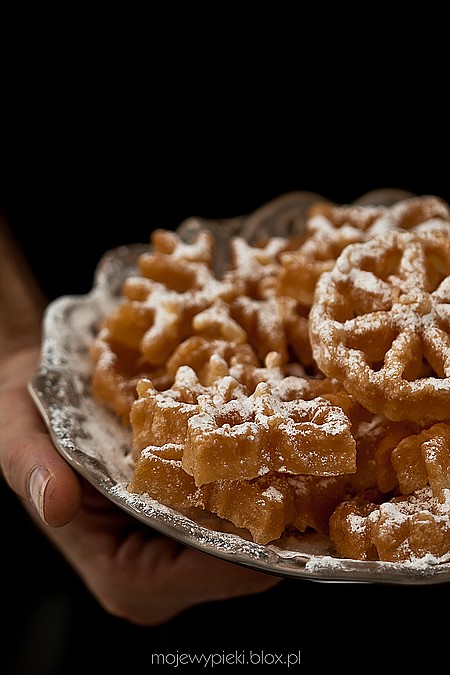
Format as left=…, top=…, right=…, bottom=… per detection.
left=0, top=345, right=280, bottom=625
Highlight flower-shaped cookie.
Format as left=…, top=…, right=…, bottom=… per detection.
left=182, top=381, right=356, bottom=484
left=329, top=487, right=450, bottom=562
left=309, top=229, right=450, bottom=421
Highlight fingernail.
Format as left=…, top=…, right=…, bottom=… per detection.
left=28, top=466, right=52, bottom=523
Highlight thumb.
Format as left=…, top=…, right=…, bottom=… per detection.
left=2, top=422, right=84, bottom=528
left=0, top=350, right=83, bottom=527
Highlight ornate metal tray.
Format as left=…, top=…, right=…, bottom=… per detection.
left=29, top=189, right=450, bottom=584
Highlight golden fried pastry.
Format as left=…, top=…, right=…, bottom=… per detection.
left=90, top=327, right=170, bottom=422
left=328, top=497, right=380, bottom=560
left=130, top=373, right=203, bottom=460
left=278, top=195, right=450, bottom=307
left=307, top=194, right=450, bottom=236
left=226, top=235, right=291, bottom=299
left=309, top=229, right=450, bottom=422
left=129, top=361, right=357, bottom=486
left=229, top=296, right=290, bottom=364
left=128, top=443, right=349, bottom=544
left=183, top=381, right=356, bottom=484
left=228, top=350, right=353, bottom=407
left=373, top=420, right=422, bottom=493
left=90, top=227, right=254, bottom=418
left=229, top=295, right=314, bottom=369
left=101, top=229, right=243, bottom=368
left=342, top=415, right=450, bottom=500
left=329, top=487, right=450, bottom=562
left=390, top=422, right=450, bottom=498
left=165, top=336, right=259, bottom=384
left=89, top=193, right=450, bottom=564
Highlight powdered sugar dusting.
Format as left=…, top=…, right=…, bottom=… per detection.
left=30, top=192, right=450, bottom=584
left=310, top=228, right=450, bottom=421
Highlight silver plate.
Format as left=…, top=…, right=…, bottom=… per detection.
left=29, top=189, right=450, bottom=584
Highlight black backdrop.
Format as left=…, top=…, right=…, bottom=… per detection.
left=3, top=118, right=450, bottom=301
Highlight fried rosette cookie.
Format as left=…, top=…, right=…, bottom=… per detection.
left=90, top=193, right=450, bottom=563
left=128, top=443, right=349, bottom=544
left=90, top=229, right=251, bottom=418
left=382, top=422, right=450, bottom=497
left=103, top=229, right=242, bottom=367
left=129, top=357, right=357, bottom=485
left=309, top=229, right=450, bottom=422
left=127, top=355, right=357, bottom=542
left=278, top=195, right=450, bottom=307
left=183, top=381, right=356, bottom=484
left=329, top=487, right=450, bottom=562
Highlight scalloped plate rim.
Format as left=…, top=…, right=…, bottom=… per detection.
left=28, top=190, right=450, bottom=585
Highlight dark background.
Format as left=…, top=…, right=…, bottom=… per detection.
left=2, top=91, right=450, bottom=672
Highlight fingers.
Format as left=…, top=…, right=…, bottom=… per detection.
left=83, top=529, right=281, bottom=626
left=170, top=545, right=281, bottom=608
left=0, top=347, right=83, bottom=527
